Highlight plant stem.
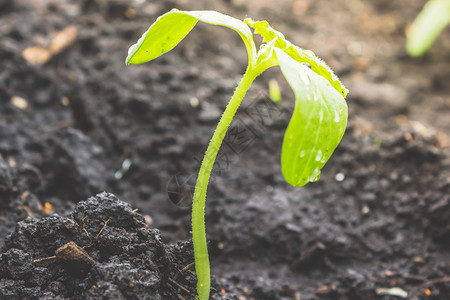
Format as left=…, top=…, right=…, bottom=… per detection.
left=192, top=67, right=257, bottom=300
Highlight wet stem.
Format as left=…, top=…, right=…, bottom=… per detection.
left=192, top=66, right=258, bottom=300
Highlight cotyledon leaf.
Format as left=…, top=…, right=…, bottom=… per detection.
left=126, top=9, right=256, bottom=65
left=245, top=19, right=348, bottom=98
left=275, top=48, right=348, bottom=187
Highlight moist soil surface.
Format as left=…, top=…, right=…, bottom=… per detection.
left=1, top=0, right=449, bottom=299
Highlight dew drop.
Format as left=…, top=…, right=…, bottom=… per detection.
left=315, top=149, right=323, bottom=161
left=308, top=167, right=321, bottom=182
left=299, top=150, right=306, bottom=158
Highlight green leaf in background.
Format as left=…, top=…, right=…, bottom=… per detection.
left=126, top=9, right=256, bottom=65
left=275, top=49, right=348, bottom=187
left=406, top=0, right=450, bottom=57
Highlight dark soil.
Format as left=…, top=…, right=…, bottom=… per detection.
left=1, top=0, right=449, bottom=299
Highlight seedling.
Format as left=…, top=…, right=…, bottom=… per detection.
left=126, top=9, right=348, bottom=300
left=406, top=0, right=450, bottom=57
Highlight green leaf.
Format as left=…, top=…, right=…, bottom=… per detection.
left=244, top=19, right=289, bottom=49
left=406, top=0, right=450, bottom=57
left=245, top=19, right=348, bottom=98
left=275, top=48, right=348, bottom=187
left=126, top=9, right=256, bottom=65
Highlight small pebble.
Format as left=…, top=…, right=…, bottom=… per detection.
left=362, top=205, right=370, bottom=215
left=11, top=96, right=28, bottom=110
left=61, top=96, right=70, bottom=106
left=335, top=172, right=345, bottom=182
left=190, top=97, right=199, bottom=107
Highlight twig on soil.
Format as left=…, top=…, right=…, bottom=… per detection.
left=168, top=277, right=190, bottom=294
left=402, top=273, right=427, bottom=284
left=33, top=241, right=96, bottom=266
left=423, top=276, right=450, bottom=286
left=81, top=216, right=91, bottom=240
left=95, top=218, right=111, bottom=239
left=33, top=255, right=57, bottom=263
left=409, top=276, right=450, bottom=298
left=176, top=294, right=187, bottom=300
left=292, top=242, right=326, bottom=269
left=54, top=241, right=96, bottom=266
left=173, top=262, right=195, bottom=280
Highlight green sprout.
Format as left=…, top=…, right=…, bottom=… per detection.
left=126, top=9, right=348, bottom=300
left=406, top=0, right=450, bottom=57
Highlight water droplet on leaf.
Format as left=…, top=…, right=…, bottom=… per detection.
left=308, top=167, right=321, bottom=182
left=315, top=150, right=323, bottom=161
